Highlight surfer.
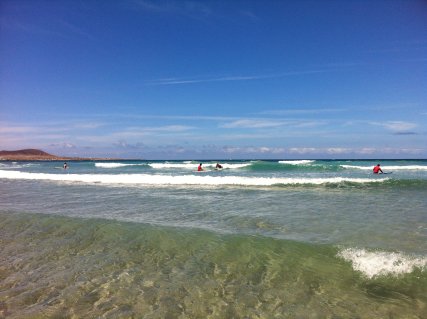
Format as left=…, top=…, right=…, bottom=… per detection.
left=63, top=162, right=68, bottom=169
left=215, top=163, right=223, bottom=169
left=197, top=163, right=203, bottom=171
left=373, top=164, right=383, bottom=174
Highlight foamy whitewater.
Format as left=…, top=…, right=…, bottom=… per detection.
left=1, top=159, right=426, bottom=318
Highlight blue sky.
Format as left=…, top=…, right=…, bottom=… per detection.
left=1, top=0, right=426, bottom=159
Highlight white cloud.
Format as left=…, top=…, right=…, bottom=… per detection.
left=358, top=148, right=376, bottom=154
left=370, top=121, right=418, bottom=132
left=72, top=122, right=105, bottom=130
left=221, top=119, right=285, bottom=129
left=104, top=125, right=195, bottom=143
left=222, top=146, right=286, bottom=154
left=49, top=142, right=76, bottom=149
left=287, top=148, right=317, bottom=154
left=148, top=125, right=194, bottom=132
left=325, top=148, right=352, bottom=154
left=260, top=108, right=345, bottom=115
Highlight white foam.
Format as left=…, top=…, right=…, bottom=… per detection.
left=279, top=160, right=315, bottom=165
left=95, top=163, right=146, bottom=168
left=341, top=165, right=427, bottom=171
left=219, top=163, right=252, bottom=169
left=338, top=248, right=427, bottom=278
left=148, top=162, right=251, bottom=170
left=0, top=163, right=38, bottom=169
left=148, top=163, right=198, bottom=169
left=341, top=165, right=372, bottom=170
left=0, top=170, right=387, bottom=187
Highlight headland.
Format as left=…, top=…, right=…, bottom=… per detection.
left=0, top=149, right=116, bottom=161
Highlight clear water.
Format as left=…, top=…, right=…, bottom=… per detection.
left=1, top=159, right=426, bottom=318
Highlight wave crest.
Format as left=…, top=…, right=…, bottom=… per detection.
left=0, top=170, right=386, bottom=187
left=148, top=162, right=251, bottom=170
left=95, top=163, right=147, bottom=168
left=341, top=165, right=427, bottom=171
left=279, top=160, right=315, bottom=165
left=338, top=248, right=427, bottom=278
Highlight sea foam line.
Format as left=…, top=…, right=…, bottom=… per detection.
left=338, top=248, right=427, bottom=278
left=148, top=163, right=200, bottom=169
left=0, top=170, right=386, bottom=186
left=148, top=163, right=251, bottom=170
left=341, top=165, right=427, bottom=171
left=95, top=163, right=147, bottom=168
left=279, top=160, right=315, bottom=165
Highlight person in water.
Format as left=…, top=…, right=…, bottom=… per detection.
left=63, top=162, right=68, bottom=169
left=197, top=163, right=203, bottom=171
left=373, top=164, right=383, bottom=174
left=215, top=163, right=223, bottom=169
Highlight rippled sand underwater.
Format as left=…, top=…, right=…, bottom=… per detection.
left=1, top=212, right=426, bottom=319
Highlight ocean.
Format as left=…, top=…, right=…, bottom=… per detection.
left=0, top=159, right=426, bottom=318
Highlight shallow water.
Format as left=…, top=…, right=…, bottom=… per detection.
left=1, top=212, right=426, bottom=318
left=0, top=159, right=426, bottom=318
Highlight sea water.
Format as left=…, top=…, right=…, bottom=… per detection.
left=0, top=159, right=426, bottom=318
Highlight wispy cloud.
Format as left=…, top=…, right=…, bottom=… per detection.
left=152, top=125, right=194, bottom=132
left=48, top=142, right=77, bottom=149
left=92, top=113, right=238, bottom=122
left=221, top=119, right=285, bottom=129
left=0, top=121, right=108, bottom=150
left=71, top=122, right=105, bottom=130
left=260, top=108, right=346, bottom=116
left=109, top=125, right=194, bottom=140
left=222, top=146, right=285, bottom=154
left=220, top=118, right=328, bottom=130
left=0, top=121, right=105, bottom=134
left=220, top=146, right=425, bottom=156
left=123, top=125, right=194, bottom=133
left=370, top=121, right=418, bottom=133
left=146, top=70, right=327, bottom=86
left=57, top=19, right=94, bottom=40
left=133, top=0, right=212, bottom=18
left=113, top=140, right=144, bottom=149
left=0, top=16, right=93, bottom=40
left=0, top=17, right=64, bottom=37
left=0, top=125, right=38, bottom=134
left=239, top=10, right=259, bottom=21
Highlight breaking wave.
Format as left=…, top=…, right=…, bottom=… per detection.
left=341, top=165, right=427, bottom=171
left=148, top=162, right=252, bottom=170
left=95, top=163, right=147, bottom=168
left=338, top=247, right=427, bottom=278
left=0, top=169, right=387, bottom=187
left=278, top=160, right=315, bottom=165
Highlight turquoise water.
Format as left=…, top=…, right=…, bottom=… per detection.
left=0, top=159, right=426, bottom=318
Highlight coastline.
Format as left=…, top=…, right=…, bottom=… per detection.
left=0, top=149, right=120, bottom=161
left=0, top=156, right=119, bottom=161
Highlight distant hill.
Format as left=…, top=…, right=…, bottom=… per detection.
left=0, top=149, right=64, bottom=160
left=0, top=149, right=115, bottom=161
left=0, top=149, right=53, bottom=156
